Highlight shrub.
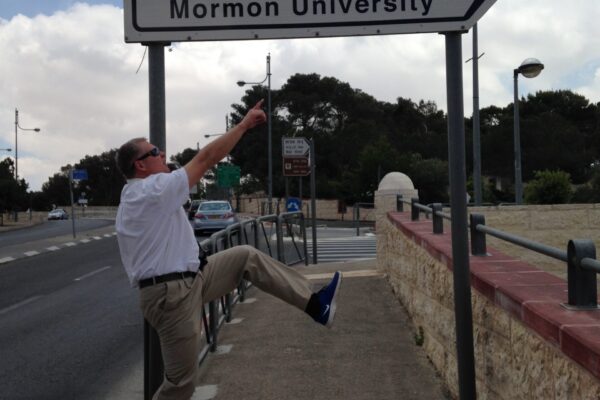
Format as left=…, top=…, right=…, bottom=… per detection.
left=524, top=170, right=572, bottom=204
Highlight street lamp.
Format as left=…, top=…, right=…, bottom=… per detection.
left=237, top=53, right=272, bottom=213
left=0, top=148, right=12, bottom=152
left=14, top=108, right=41, bottom=180
left=513, top=58, right=544, bottom=204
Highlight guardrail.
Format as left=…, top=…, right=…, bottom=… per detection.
left=144, top=211, right=308, bottom=399
left=402, top=196, right=600, bottom=310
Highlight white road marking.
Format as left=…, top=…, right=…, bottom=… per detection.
left=80, top=239, right=91, bottom=243
left=24, top=251, right=40, bottom=257
left=0, top=295, right=43, bottom=315
left=46, top=246, right=60, bottom=251
left=0, top=257, right=15, bottom=264
left=215, top=345, right=233, bottom=355
left=93, top=236, right=102, bottom=240
left=238, top=297, right=256, bottom=304
left=227, top=318, right=244, bottom=324
left=192, top=385, right=218, bottom=400
left=64, top=242, right=77, bottom=247
left=74, top=266, right=112, bottom=282
left=103, top=234, right=112, bottom=238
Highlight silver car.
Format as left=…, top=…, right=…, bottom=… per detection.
left=48, top=208, right=69, bottom=220
left=192, top=201, right=238, bottom=234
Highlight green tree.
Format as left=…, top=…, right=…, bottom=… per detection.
left=0, top=158, right=29, bottom=212
left=524, top=170, right=572, bottom=204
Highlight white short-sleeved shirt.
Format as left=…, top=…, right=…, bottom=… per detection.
left=116, top=168, right=199, bottom=287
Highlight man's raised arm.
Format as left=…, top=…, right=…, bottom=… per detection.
left=184, top=100, right=266, bottom=187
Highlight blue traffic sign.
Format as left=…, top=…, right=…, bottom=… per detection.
left=286, top=197, right=302, bottom=212
left=72, top=169, right=88, bottom=180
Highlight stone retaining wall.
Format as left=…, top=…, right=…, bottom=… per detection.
left=378, top=212, right=600, bottom=399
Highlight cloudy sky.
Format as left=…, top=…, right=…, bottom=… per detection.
left=1, top=0, right=600, bottom=190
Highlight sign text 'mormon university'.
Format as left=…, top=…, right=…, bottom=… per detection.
left=124, top=0, right=496, bottom=42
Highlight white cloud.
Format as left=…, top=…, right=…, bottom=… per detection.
left=2, top=1, right=600, bottom=190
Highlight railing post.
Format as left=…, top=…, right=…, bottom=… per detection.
left=470, top=214, right=487, bottom=256
left=208, top=300, right=218, bottom=352
left=396, top=194, right=403, bottom=212
left=567, top=240, right=598, bottom=309
left=411, top=198, right=419, bottom=221
left=276, top=215, right=284, bottom=263
left=432, top=203, right=443, bottom=234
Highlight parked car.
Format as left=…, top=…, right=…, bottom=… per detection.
left=188, top=199, right=203, bottom=220
left=48, top=209, right=68, bottom=220
left=192, top=201, right=238, bottom=234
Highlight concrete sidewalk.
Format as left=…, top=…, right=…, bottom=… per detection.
left=193, top=259, right=450, bottom=400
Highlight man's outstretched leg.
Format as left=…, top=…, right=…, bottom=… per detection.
left=201, top=245, right=342, bottom=326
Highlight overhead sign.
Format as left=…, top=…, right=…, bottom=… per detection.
left=72, top=169, right=88, bottom=181
left=283, top=157, right=311, bottom=176
left=217, top=164, right=241, bottom=187
left=124, top=0, right=496, bottom=43
left=282, top=137, right=310, bottom=157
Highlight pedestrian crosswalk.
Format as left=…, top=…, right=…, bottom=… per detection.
left=308, top=235, right=377, bottom=263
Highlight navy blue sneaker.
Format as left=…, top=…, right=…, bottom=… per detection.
left=313, top=271, right=342, bottom=328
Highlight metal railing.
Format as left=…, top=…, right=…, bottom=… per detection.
left=144, top=211, right=308, bottom=399
left=402, top=196, right=600, bottom=310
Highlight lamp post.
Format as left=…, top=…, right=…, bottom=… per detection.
left=466, top=23, right=485, bottom=206
left=513, top=58, right=544, bottom=204
left=237, top=53, right=272, bottom=213
left=14, top=108, right=41, bottom=180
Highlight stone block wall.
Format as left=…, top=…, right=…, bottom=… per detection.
left=378, top=212, right=600, bottom=399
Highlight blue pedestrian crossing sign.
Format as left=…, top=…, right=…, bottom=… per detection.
left=286, top=197, right=302, bottom=212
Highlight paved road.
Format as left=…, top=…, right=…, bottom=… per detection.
left=0, top=219, right=114, bottom=248
left=0, top=237, right=142, bottom=399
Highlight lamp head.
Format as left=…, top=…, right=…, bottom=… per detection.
left=34, top=128, right=40, bottom=132
left=518, top=58, right=544, bottom=78
left=204, top=135, right=210, bottom=138
left=236, top=81, right=246, bottom=87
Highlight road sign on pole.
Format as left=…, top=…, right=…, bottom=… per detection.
left=124, top=0, right=496, bottom=43
left=283, top=157, right=310, bottom=177
left=282, top=137, right=310, bottom=157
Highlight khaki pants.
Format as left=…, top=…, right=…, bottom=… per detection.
left=139, top=245, right=314, bottom=400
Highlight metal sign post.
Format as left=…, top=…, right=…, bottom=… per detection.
left=445, top=32, right=476, bottom=400
left=310, top=139, right=317, bottom=265
left=145, top=42, right=167, bottom=400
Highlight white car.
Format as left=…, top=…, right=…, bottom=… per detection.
left=48, top=209, right=68, bottom=220
left=192, top=201, right=238, bottom=234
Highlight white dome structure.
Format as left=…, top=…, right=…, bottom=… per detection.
left=378, top=172, right=415, bottom=191
left=374, top=172, right=419, bottom=231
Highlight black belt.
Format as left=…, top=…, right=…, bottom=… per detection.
left=139, top=271, right=197, bottom=289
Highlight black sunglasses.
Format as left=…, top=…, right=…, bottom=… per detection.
left=136, top=146, right=160, bottom=161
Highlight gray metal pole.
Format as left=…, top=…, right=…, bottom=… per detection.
left=14, top=109, right=18, bottom=180
left=472, top=24, right=482, bottom=206
left=148, top=44, right=167, bottom=152
left=310, top=139, right=317, bottom=265
left=445, top=32, right=477, bottom=400
left=267, top=54, right=273, bottom=214
left=513, top=70, right=523, bottom=204
left=145, top=43, right=167, bottom=400
left=69, top=169, right=76, bottom=238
